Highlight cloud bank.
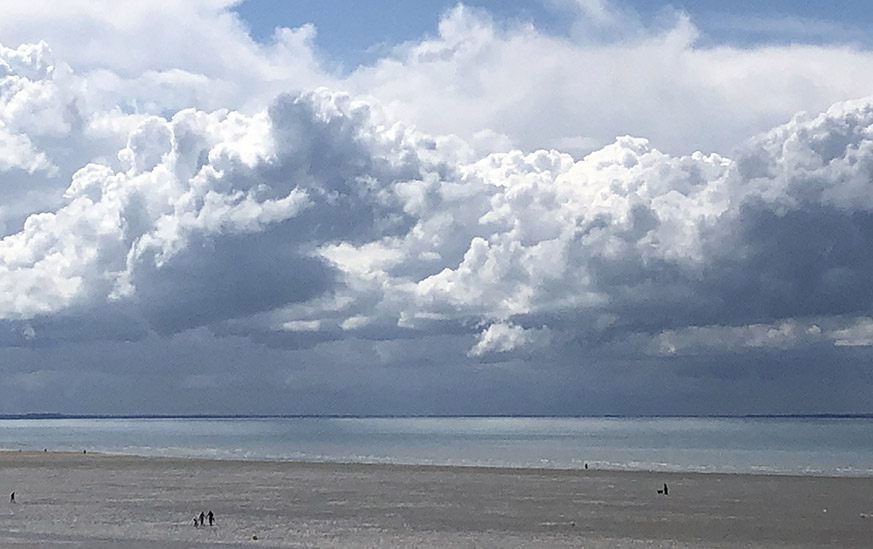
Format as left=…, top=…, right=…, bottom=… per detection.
left=0, top=1, right=872, bottom=414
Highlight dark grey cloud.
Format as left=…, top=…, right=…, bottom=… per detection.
left=132, top=231, right=335, bottom=336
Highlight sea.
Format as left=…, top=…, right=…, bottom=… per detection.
left=1, top=416, right=871, bottom=477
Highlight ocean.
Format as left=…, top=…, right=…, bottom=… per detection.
left=1, top=416, right=871, bottom=476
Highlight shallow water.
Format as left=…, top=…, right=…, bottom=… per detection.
left=1, top=416, right=871, bottom=476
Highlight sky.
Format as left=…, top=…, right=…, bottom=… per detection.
left=0, top=0, right=872, bottom=415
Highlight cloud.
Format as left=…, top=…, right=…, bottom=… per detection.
left=828, top=318, right=873, bottom=347
left=0, top=1, right=331, bottom=112
left=0, top=42, right=66, bottom=173
left=348, top=5, right=873, bottom=157
left=5, top=49, right=873, bottom=367
left=468, top=322, right=551, bottom=357
left=0, top=83, right=467, bottom=340
left=310, top=94, right=873, bottom=365
left=2, top=2, right=873, bottom=413
left=650, top=320, right=824, bottom=356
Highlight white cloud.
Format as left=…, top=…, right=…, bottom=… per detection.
left=0, top=1, right=330, bottom=111
left=289, top=91, right=873, bottom=363
left=650, top=320, right=825, bottom=356
left=829, top=318, right=873, bottom=347
left=468, top=322, right=550, bottom=357
left=0, top=123, right=52, bottom=174
left=0, top=96, right=299, bottom=317
left=0, top=42, right=67, bottom=174
left=648, top=315, right=873, bottom=355
left=282, top=320, right=322, bottom=332
left=348, top=5, right=873, bottom=157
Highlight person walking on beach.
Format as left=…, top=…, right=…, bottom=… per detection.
left=199, top=511, right=205, bottom=526
left=207, top=510, right=214, bottom=526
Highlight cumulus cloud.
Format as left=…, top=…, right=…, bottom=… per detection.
left=0, top=0, right=332, bottom=113
left=347, top=4, right=873, bottom=157
left=650, top=321, right=825, bottom=356
left=300, top=93, right=873, bottom=364
left=0, top=42, right=66, bottom=175
left=468, top=322, right=551, bottom=357
left=4, top=46, right=873, bottom=366
left=0, top=79, right=473, bottom=341
left=2, top=1, right=873, bottom=413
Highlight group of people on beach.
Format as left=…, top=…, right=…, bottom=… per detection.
left=194, top=510, right=214, bottom=527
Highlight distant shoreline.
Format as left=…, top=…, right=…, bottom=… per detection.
left=3, top=413, right=873, bottom=420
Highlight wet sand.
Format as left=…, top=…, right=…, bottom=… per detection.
left=0, top=451, right=870, bottom=547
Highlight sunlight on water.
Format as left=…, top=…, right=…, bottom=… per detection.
left=1, top=417, right=871, bottom=476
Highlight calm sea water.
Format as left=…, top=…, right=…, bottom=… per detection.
left=0, top=416, right=871, bottom=476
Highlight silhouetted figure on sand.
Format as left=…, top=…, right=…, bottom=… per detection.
left=199, top=511, right=205, bottom=526
left=193, top=516, right=199, bottom=528
left=9, top=492, right=14, bottom=503
left=657, top=483, right=669, bottom=495
left=208, top=510, right=214, bottom=526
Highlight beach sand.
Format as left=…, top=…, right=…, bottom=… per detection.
left=0, top=452, right=870, bottom=548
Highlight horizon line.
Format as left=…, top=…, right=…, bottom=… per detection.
left=2, top=413, right=872, bottom=420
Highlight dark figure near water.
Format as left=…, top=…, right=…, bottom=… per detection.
left=9, top=492, right=14, bottom=503
left=208, top=510, right=214, bottom=526
left=193, top=516, right=199, bottom=528
left=199, top=511, right=205, bottom=526
left=663, top=483, right=669, bottom=495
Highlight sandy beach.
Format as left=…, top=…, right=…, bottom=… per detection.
left=0, top=451, right=870, bottom=548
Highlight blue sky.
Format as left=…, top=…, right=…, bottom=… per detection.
left=234, top=0, right=873, bottom=70
left=234, top=0, right=573, bottom=70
